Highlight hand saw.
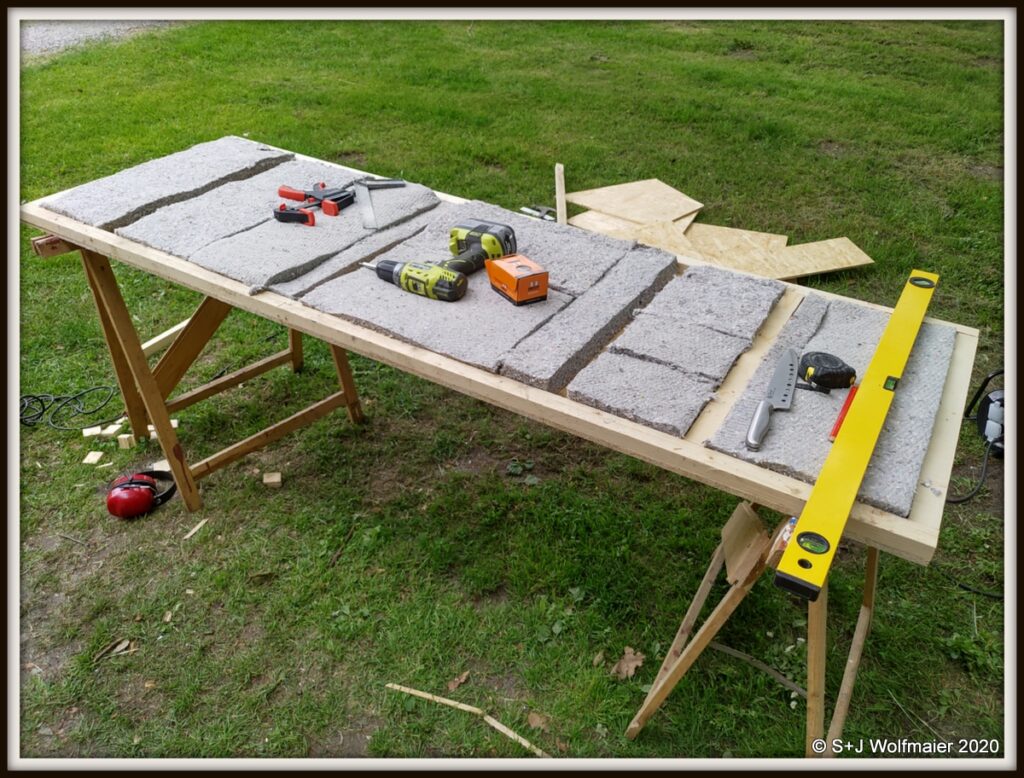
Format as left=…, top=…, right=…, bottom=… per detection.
left=774, top=270, right=940, bottom=601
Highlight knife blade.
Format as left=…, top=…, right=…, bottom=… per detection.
left=745, top=347, right=799, bottom=451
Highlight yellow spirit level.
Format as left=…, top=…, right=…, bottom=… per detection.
left=774, top=270, right=939, bottom=600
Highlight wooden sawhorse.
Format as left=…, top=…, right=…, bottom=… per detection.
left=626, top=502, right=880, bottom=758
left=50, top=240, right=365, bottom=511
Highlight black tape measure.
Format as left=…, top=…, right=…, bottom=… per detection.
left=799, top=352, right=856, bottom=390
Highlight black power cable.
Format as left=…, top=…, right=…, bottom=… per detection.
left=946, top=438, right=998, bottom=505
left=932, top=564, right=1004, bottom=601
left=19, top=385, right=121, bottom=431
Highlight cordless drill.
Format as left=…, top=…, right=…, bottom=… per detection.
left=446, top=220, right=517, bottom=274
left=369, top=260, right=468, bottom=302
left=366, top=220, right=518, bottom=302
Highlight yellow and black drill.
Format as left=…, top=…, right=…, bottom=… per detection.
left=369, top=260, right=469, bottom=302
left=366, top=220, right=517, bottom=302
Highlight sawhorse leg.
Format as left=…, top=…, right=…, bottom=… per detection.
left=82, top=250, right=202, bottom=510
left=625, top=501, right=882, bottom=758
left=81, top=254, right=149, bottom=439
left=78, top=248, right=364, bottom=511
left=806, top=580, right=828, bottom=755
left=821, top=546, right=880, bottom=757
left=627, top=502, right=772, bottom=739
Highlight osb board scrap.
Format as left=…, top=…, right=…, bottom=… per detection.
left=567, top=210, right=640, bottom=235
left=571, top=213, right=872, bottom=281
left=566, top=179, right=702, bottom=225
left=685, top=221, right=788, bottom=254
left=621, top=221, right=709, bottom=262
left=568, top=215, right=709, bottom=264
left=670, top=223, right=791, bottom=279
left=672, top=210, right=700, bottom=233
left=767, top=237, right=875, bottom=280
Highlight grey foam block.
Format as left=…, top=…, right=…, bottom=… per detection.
left=566, top=351, right=717, bottom=437
left=642, top=265, right=786, bottom=338
left=858, top=322, right=958, bottom=514
left=391, top=199, right=636, bottom=296
left=42, top=136, right=292, bottom=230
left=707, top=294, right=958, bottom=516
left=188, top=182, right=441, bottom=292
left=500, top=245, right=678, bottom=391
left=301, top=266, right=572, bottom=372
left=116, top=158, right=356, bottom=259
left=270, top=202, right=462, bottom=299
left=611, top=316, right=752, bottom=382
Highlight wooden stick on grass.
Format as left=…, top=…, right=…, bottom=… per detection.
left=385, top=683, right=551, bottom=758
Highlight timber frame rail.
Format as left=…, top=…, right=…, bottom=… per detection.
left=22, top=180, right=978, bottom=756
left=21, top=198, right=977, bottom=563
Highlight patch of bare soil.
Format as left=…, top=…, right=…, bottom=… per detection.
left=467, top=584, right=511, bottom=613
left=446, top=447, right=502, bottom=477
left=968, top=164, right=1003, bottom=182
left=20, top=521, right=137, bottom=685
left=817, top=140, right=847, bottom=158
left=308, top=716, right=384, bottom=757
left=465, top=657, right=528, bottom=703
left=332, top=150, right=368, bottom=168
left=971, top=56, right=1002, bottom=70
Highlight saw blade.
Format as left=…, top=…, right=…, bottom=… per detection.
left=356, top=182, right=376, bottom=230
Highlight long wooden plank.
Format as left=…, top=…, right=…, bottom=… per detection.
left=330, top=346, right=365, bottom=424
left=288, top=329, right=304, bottom=372
left=554, top=163, right=567, bottom=225
left=20, top=200, right=975, bottom=565
left=648, top=544, right=726, bottom=695
left=806, top=583, right=829, bottom=757
left=824, top=547, right=879, bottom=753
left=142, top=318, right=190, bottom=357
left=189, top=390, right=348, bottom=480
left=625, top=559, right=763, bottom=740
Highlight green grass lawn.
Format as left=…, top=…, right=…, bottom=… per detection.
left=18, top=20, right=1005, bottom=759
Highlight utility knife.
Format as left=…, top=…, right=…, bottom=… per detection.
left=745, top=347, right=799, bottom=451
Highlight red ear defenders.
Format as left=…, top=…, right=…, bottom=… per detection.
left=106, top=470, right=177, bottom=519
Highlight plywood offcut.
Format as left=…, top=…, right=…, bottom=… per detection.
left=684, top=222, right=789, bottom=255
left=768, top=237, right=875, bottom=280
left=568, top=209, right=640, bottom=235
left=566, top=179, right=702, bottom=224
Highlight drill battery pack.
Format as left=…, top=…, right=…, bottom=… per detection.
left=450, top=220, right=517, bottom=261
left=485, top=255, right=548, bottom=306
